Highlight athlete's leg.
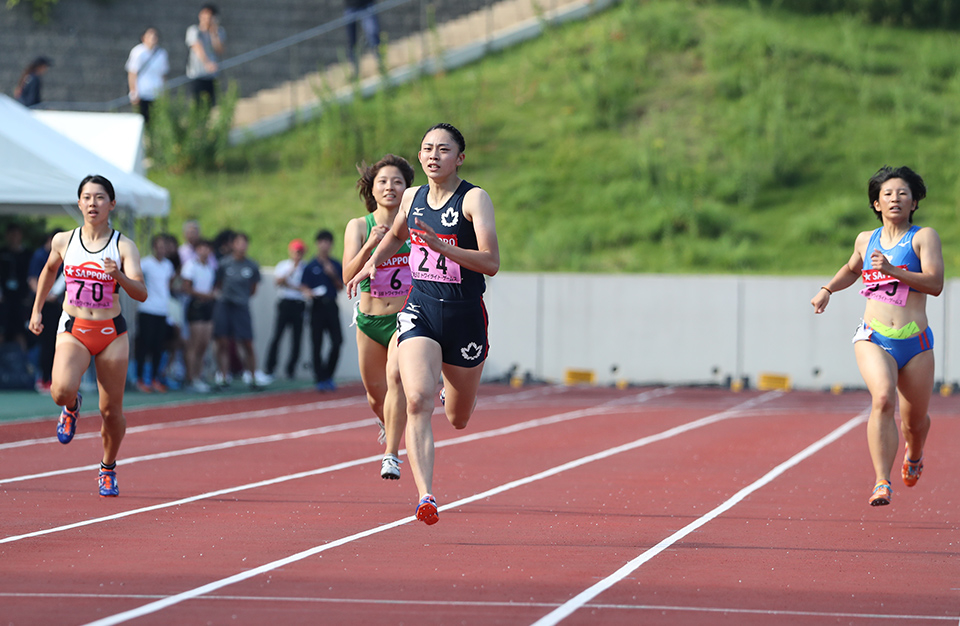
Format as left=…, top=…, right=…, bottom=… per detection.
left=440, top=362, right=484, bottom=430
left=398, top=336, right=443, bottom=498
left=896, top=349, right=934, bottom=464
left=356, top=327, right=388, bottom=420
left=50, top=334, right=91, bottom=409
left=94, top=334, right=129, bottom=466
left=855, top=340, right=899, bottom=484
left=384, top=332, right=406, bottom=458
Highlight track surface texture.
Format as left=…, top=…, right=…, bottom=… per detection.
left=1, top=384, right=957, bottom=625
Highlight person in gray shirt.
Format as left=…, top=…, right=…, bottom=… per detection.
left=185, top=3, right=225, bottom=105
left=213, top=232, right=270, bottom=388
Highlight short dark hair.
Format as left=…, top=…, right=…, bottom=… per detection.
left=868, top=166, right=926, bottom=223
left=315, top=229, right=334, bottom=243
left=78, top=175, right=116, bottom=202
left=421, top=122, right=465, bottom=153
left=200, top=3, right=219, bottom=16
left=356, top=154, right=415, bottom=213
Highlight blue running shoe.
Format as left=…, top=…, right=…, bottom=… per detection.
left=57, top=392, right=81, bottom=444
left=416, top=494, right=439, bottom=525
left=99, top=469, right=119, bottom=497
left=439, top=388, right=445, bottom=406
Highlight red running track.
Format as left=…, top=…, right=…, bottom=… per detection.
left=0, top=384, right=957, bottom=625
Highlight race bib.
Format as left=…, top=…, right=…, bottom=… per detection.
left=371, top=253, right=412, bottom=298
left=409, top=230, right=461, bottom=284
left=860, top=266, right=908, bottom=307
left=64, top=262, right=115, bottom=309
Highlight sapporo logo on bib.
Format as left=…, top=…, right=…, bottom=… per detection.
left=860, top=264, right=908, bottom=307
left=65, top=261, right=116, bottom=309
left=371, top=252, right=412, bottom=298
left=409, top=229, right=461, bottom=284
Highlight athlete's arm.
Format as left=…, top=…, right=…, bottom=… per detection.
left=414, top=187, right=500, bottom=277
left=28, top=231, right=68, bottom=335
left=869, top=227, right=943, bottom=296
left=810, top=231, right=867, bottom=314
left=342, top=217, right=387, bottom=283
left=111, top=236, right=147, bottom=302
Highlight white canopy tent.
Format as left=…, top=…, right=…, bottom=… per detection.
left=0, top=94, right=169, bottom=220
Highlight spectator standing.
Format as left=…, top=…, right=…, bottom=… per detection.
left=125, top=27, right=169, bottom=125
left=27, top=229, right=64, bottom=392
left=180, top=239, right=217, bottom=392
left=301, top=230, right=343, bottom=391
left=14, top=56, right=51, bottom=107
left=213, top=232, right=271, bottom=388
left=185, top=3, right=225, bottom=106
left=0, top=223, right=34, bottom=348
left=344, top=0, right=382, bottom=78
left=135, top=235, right=175, bottom=392
left=265, top=239, right=307, bottom=380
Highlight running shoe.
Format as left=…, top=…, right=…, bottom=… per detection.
left=439, top=387, right=445, bottom=406
left=150, top=380, right=168, bottom=393
left=98, top=469, right=119, bottom=497
left=416, top=494, right=439, bottom=525
left=376, top=418, right=386, bottom=445
left=381, top=454, right=402, bottom=480
left=901, top=445, right=923, bottom=487
left=56, top=392, right=81, bottom=444
left=869, top=480, right=892, bottom=506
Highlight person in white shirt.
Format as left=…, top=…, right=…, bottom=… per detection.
left=135, top=235, right=175, bottom=392
left=125, top=27, right=169, bottom=125
left=185, top=3, right=225, bottom=105
left=180, top=239, right=217, bottom=392
left=265, top=239, right=307, bottom=380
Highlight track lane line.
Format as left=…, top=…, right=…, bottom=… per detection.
left=530, top=410, right=869, bottom=626
left=78, top=391, right=777, bottom=626
left=1, top=387, right=673, bottom=544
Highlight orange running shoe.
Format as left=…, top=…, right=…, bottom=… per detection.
left=901, top=445, right=923, bottom=487
left=869, top=480, right=892, bottom=506
left=416, top=494, right=439, bottom=525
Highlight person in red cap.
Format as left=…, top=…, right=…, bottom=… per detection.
left=265, top=239, right=307, bottom=380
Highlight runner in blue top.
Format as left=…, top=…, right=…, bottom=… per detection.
left=811, top=166, right=943, bottom=507
left=343, top=154, right=415, bottom=480
left=347, top=123, right=500, bottom=525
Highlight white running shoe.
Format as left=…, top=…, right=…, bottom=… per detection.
left=254, top=370, right=274, bottom=386
left=190, top=380, right=211, bottom=393
left=380, top=454, right=402, bottom=480
left=376, top=418, right=386, bottom=445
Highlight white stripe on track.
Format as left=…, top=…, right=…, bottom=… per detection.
left=80, top=390, right=778, bottom=626
left=0, top=397, right=368, bottom=451
left=530, top=410, right=869, bottom=626
left=1, top=387, right=671, bottom=544
left=1, top=593, right=954, bottom=621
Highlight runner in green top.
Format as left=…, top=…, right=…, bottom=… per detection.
left=342, top=154, right=416, bottom=480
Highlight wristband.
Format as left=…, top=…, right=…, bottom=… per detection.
left=820, top=286, right=832, bottom=294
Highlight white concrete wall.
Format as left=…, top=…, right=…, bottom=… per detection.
left=251, top=271, right=958, bottom=390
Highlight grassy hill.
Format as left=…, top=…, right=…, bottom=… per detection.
left=150, top=0, right=960, bottom=276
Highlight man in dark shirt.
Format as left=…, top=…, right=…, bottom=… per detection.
left=300, top=230, right=343, bottom=391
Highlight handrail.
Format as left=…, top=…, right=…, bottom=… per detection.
left=33, top=0, right=419, bottom=112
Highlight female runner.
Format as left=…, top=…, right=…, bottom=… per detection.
left=811, top=166, right=943, bottom=506
left=29, top=175, right=148, bottom=497
left=342, top=154, right=415, bottom=480
left=348, top=123, right=500, bottom=524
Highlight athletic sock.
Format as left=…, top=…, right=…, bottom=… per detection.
left=100, top=461, right=116, bottom=471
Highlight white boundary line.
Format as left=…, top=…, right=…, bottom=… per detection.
left=0, top=387, right=674, bottom=544
left=530, top=410, right=869, bottom=626
left=80, top=391, right=777, bottom=626
left=3, top=594, right=953, bottom=621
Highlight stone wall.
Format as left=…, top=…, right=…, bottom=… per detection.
left=1, top=0, right=493, bottom=108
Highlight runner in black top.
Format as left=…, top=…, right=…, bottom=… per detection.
left=347, top=123, right=500, bottom=525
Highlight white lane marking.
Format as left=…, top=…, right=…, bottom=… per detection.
left=2, top=594, right=953, bottom=621
left=530, top=411, right=869, bottom=626
left=0, top=397, right=368, bottom=451
left=79, top=391, right=777, bottom=626
left=0, top=385, right=565, bottom=451
left=1, top=388, right=674, bottom=544
left=0, top=419, right=372, bottom=485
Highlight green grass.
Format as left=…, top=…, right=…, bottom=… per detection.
left=148, top=0, right=960, bottom=276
